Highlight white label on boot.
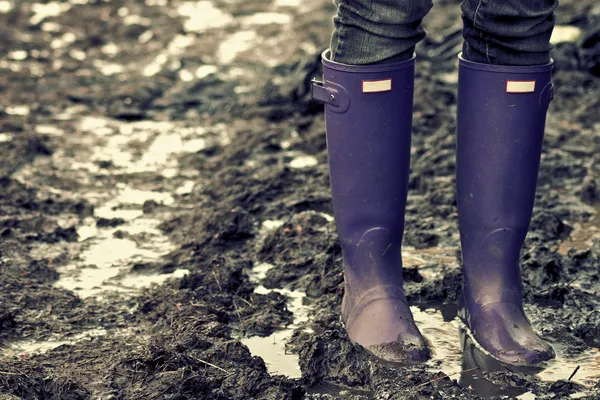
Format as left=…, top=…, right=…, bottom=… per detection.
left=362, top=79, right=392, bottom=93
left=506, top=80, right=536, bottom=93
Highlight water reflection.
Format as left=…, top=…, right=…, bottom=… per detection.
left=459, top=326, right=543, bottom=398
left=458, top=325, right=600, bottom=398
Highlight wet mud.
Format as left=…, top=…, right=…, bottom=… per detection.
left=0, top=0, right=599, bottom=398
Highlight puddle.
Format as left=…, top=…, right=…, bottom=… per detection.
left=35, top=124, right=64, bottom=136
left=30, top=1, right=71, bottom=25
left=0, top=0, right=12, bottom=13
left=8, top=50, right=28, bottom=61
left=416, top=300, right=600, bottom=396
left=240, top=268, right=600, bottom=392
left=537, top=343, right=600, bottom=385
left=118, top=268, right=189, bottom=288
left=50, top=32, right=76, bottom=49
left=570, top=392, right=591, bottom=399
left=240, top=208, right=597, bottom=388
left=175, top=180, right=195, bottom=195
left=54, top=219, right=178, bottom=299
left=115, top=188, right=174, bottom=206
left=41, top=21, right=61, bottom=32
left=516, top=392, right=536, bottom=400
left=15, top=116, right=221, bottom=300
left=288, top=155, right=318, bottom=169
left=6, top=326, right=150, bottom=362
left=196, top=65, right=218, bottom=79
left=217, top=31, right=258, bottom=64
left=82, top=237, right=157, bottom=268
left=7, top=328, right=107, bottom=357
left=138, top=30, right=154, bottom=44
left=274, top=0, right=300, bottom=7
left=460, top=325, right=600, bottom=398
left=241, top=12, right=291, bottom=26
left=414, top=306, right=464, bottom=378
left=241, top=226, right=461, bottom=379
left=241, top=285, right=310, bottom=378
left=177, top=1, right=233, bottom=33
left=101, top=42, right=119, bottom=57
left=143, top=34, right=194, bottom=76
left=240, top=318, right=303, bottom=378
left=262, top=220, right=285, bottom=232
left=178, top=69, right=195, bottom=82
left=54, top=187, right=179, bottom=298
left=239, top=262, right=311, bottom=378
left=398, top=304, right=600, bottom=398
left=76, top=117, right=209, bottom=177
left=69, top=49, right=87, bottom=61
left=94, top=59, right=124, bottom=76
left=122, top=14, right=151, bottom=26
left=5, top=105, right=30, bottom=116
left=307, top=382, right=372, bottom=397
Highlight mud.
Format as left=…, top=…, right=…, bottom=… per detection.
left=0, top=0, right=599, bottom=398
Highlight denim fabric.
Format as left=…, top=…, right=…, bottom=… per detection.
left=329, top=0, right=558, bottom=66
left=330, top=0, right=433, bottom=65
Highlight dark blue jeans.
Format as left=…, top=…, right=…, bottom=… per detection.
left=330, top=0, right=558, bottom=66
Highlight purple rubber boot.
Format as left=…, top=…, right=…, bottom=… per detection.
left=311, top=51, right=430, bottom=363
left=456, top=55, right=556, bottom=366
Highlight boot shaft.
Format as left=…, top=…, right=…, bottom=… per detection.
left=314, top=51, right=415, bottom=259
left=311, top=54, right=431, bottom=362
left=456, top=55, right=554, bottom=303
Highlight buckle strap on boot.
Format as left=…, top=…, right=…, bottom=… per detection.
left=311, top=78, right=350, bottom=113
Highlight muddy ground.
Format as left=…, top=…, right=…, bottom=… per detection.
left=0, top=0, right=599, bottom=398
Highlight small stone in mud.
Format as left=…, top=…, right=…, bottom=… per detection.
left=403, top=266, right=424, bottom=283
left=113, top=230, right=127, bottom=239
left=574, top=310, right=600, bottom=347
left=142, top=199, right=158, bottom=214
left=549, top=379, right=582, bottom=396
left=0, top=311, right=16, bottom=331
left=96, top=217, right=126, bottom=227
left=96, top=160, right=114, bottom=169
left=580, top=178, right=599, bottom=204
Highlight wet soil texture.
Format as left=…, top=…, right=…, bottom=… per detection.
left=1, top=0, right=599, bottom=399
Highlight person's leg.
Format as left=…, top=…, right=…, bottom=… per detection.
left=330, top=0, right=433, bottom=65
left=461, top=0, right=558, bottom=65
left=311, top=0, right=434, bottom=362
left=456, top=0, right=558, bottom=365
left=313, top=53, right=430, bottom=363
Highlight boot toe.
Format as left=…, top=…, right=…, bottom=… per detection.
left=464, top=302, right=556, bottom=366
left=518, top=343, right=555, bottom=365
left=492, top=343, right=555, bottom=366
left=344, top=294, right=431, bottom=363
left=526, top=346, right=555, bottom=364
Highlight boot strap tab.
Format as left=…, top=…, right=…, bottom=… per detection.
left=311, top=78, right=350, bottom=113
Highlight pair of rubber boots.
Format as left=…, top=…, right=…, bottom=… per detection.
left=312, top=51, right=556, bottom=366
